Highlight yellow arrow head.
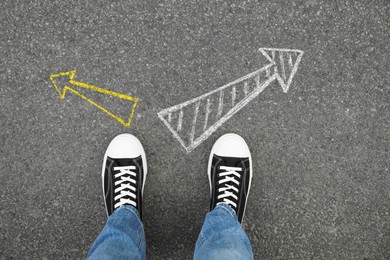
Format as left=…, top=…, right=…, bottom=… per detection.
left=49, top=70, right=77, bottom=99
left=49, top=70, right=138, bottom=128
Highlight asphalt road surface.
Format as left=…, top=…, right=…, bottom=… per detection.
left=1, top=0, right=389, bottom=259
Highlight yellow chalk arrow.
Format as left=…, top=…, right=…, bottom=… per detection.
left=50, top=70, right=138, bottom=127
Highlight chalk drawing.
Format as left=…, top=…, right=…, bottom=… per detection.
left=50, top=70, right=138, bottom=127
left=158, top=48, right=304, bottom=153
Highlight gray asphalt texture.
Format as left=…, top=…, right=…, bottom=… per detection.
left=1, top=0, right=389, bottom=259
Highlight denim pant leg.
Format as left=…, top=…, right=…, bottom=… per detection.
left=87, top=206, right=146, bottom=260
left=194, top=203, right=253, bottom=260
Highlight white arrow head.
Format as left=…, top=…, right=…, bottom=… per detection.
left=259, top=48, right=304, bottom=93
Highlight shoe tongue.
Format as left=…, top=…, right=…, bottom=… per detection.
left=215, top=155, right=246, bottom=168
left=113, top=158, right=134, bottom=167
left=108, top=157, right=138, bottom=168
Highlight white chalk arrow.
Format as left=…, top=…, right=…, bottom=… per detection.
left=158, top=48, right=304, bottom=153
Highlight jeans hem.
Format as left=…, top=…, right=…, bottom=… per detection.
left=114, top=205, right=143, bottom=227
left=215, top=203, right=238, bottom=219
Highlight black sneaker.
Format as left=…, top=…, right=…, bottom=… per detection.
left=208, top=133, right=252, bottom=223
left=102, top=134, right=147, bottom=218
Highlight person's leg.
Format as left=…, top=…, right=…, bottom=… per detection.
left=87, top=206, right=146, bottom=259
left=194, top=204, right=253, bottom=259
left=87, top=134, right=148, bottom=260
left=194, top=133, right=254, bottom=260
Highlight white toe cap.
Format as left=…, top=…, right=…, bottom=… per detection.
left=211, top=133, right=251, bottom=158
left=105, top=134, right=145, bottom=158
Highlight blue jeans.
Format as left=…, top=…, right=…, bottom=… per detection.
left=87, top=204, right=253, bottom=259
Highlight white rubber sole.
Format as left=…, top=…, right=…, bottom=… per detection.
left=207, top=133, right=253, bottom=222
left=101, top=133, right=147, bottom=216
